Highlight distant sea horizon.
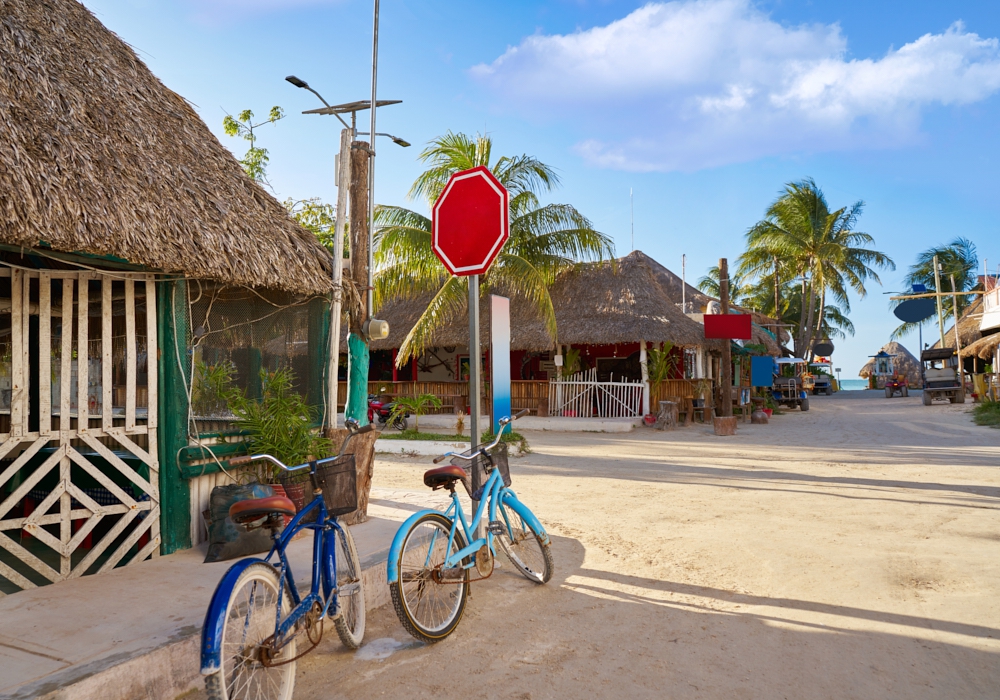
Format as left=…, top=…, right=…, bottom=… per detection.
left=839, top=379, right=869, bottom=391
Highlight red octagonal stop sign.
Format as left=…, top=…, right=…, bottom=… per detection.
left=432, top=166, right=509, bottom=276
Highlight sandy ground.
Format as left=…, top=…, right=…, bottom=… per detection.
left=192, top=392, right=1000, bottom=699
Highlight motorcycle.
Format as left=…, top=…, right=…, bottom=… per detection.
left=367, top=394, right=409, bottom=431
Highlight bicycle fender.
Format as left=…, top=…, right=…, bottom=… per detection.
left=200, top=557, right=269, bottom=675
left=386, top=509, right=441, bottom=584
left=500, top=492, right=550, bottom=546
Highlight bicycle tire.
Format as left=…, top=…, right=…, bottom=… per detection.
left=332, top=524, right=366, bottom=649
left=205, top=562, right=295, bottom=700
left=494, top=498, right=553, bottom=584
left=390, top=512, right=469, bottom=643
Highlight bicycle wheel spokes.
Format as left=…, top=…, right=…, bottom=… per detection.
left=215, top=563, right=295, bottom=700
left=333, top=525, right=366, bottom=649
left=495, top=502, right=553, bottom=585
left=391, top=513, right=468, bottom=642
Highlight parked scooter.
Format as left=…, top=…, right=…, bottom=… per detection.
left=367, top=394, right=409, bottom=431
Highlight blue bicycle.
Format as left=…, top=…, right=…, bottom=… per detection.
left=387, top=410, right=553, bottom=642
left=200, top=421, right=372, bottom=700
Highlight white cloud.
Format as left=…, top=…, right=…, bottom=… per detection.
left=471, top=0, right=1000, bottom=171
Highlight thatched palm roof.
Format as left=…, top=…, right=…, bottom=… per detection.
left=859, top=341, right=922, bottom=387
left=964, top=331, right=1000, bottom=361
left=930, top=295, right=984, bottom=350
left=364, top=251, right=726, bottom=352
left=0, top=0, right=333, bottom=295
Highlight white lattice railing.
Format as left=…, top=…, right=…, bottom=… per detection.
left=549, top=368, right=644, bottom=418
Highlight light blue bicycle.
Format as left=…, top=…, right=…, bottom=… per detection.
left=387, top=410, right=553, bottom=642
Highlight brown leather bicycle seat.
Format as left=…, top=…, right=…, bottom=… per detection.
left=423, top=465, right=470, bottom=494
left=229, top=496, right=297, bottom=524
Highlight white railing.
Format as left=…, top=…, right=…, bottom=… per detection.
left=549, top=368, right=644, bottom=418
left=982, top=287, right=1000, bottom=332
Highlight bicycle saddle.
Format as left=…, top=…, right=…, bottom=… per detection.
left=423, top=465, right=470, bottom=495
left=229, top=496, right=297, bottom=525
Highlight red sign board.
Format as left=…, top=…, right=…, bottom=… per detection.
left=704, top=314, right=752, bottom=340
left=432, top=166, right=509, bottom=276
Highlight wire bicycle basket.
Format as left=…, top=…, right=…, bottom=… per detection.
left=454, top=442, right=512, bottom=496
left=280, top=454, right=358, bottom=518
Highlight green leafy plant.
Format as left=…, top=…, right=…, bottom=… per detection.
left=972, top=401, right=1000, bottom=428
left=481, top=430, right=531, bottom=455
left=562, top=347, right=582, bottom=376
left=192, top=360, right=236, bottom=417
left=225, top=367, right=331, bottom=480
left=647, top=342, right=678, bottom=386
left=223, top=107, right=285, bottom=186
left=389, top=393, right=442, bottom=433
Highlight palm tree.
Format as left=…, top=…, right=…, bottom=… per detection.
left=891, top=237, right=978, bottom=339
left=738, top=178, right=893, bottom=357
left=375, top=132, right=614, bottom=364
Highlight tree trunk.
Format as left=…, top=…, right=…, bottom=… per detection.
left=718, top=258, right=733, bottom=418
left=345, top=143, right=371, bottom=423
left=326, top=426, right=380, bottom=526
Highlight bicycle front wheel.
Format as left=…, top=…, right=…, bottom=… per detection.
left=205, top=562, right=295, bottom=700
left=390, top=512, right=468, bottom=643
left=332, top=524, right=366, bottom=649
left=495, top=498, right=553, bottom=584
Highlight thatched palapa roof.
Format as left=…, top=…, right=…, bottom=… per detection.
left=366, top=251, right=726, bottom=352
left=964, top=331, right=1000, bottom=361
left=930, top=295, right=984, bottom=351
left=859, top=341, right=922, bottom=387
left=0, top=0, right=333, bottom=294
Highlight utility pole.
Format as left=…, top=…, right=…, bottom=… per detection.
left=345, top=142, right=372, bottom=423
left=327, top=128, right=351, bottom=430
left=951, top=273, right=964, bottom=388
left=933, top=254, right=946, bottom=347
left=719, top=257, right=733, bottom=418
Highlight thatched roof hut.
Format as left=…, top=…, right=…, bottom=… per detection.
left=367, top=251, right=726, bottom=352
left=930, top=295, right=984, bottom=350
left=964, top=332, right=1000, bottom=361
left=0, top=0, right=333, bottom=295
left=859, top=341, right=923, bottom=387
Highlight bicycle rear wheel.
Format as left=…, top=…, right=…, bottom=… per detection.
left=390, top=512, right=468, bottom=642
left=332, top=524, right=366, bottom=649
left=205, top=562, right=295, bottom=700
left=494, top=498, right=553, bottom=584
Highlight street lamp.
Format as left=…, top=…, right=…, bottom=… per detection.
left=286, top=74, right=406, bottom=428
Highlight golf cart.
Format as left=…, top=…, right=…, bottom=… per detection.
left=772, top=358, right=811, bottom=411
left=920, top=348, right=965, bottom=405
left=809, top=360, right=834, bottom=396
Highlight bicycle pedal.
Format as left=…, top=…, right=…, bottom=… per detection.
left=487, top=521, right=506, bottom=536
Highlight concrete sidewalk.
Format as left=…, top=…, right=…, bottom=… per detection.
left=0, top=488, right=451, bottom=700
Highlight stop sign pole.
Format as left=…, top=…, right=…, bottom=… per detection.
left=431, top=166, right=509, bottom=507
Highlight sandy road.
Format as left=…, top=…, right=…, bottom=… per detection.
left=193, top=392, right=1000, bottom=699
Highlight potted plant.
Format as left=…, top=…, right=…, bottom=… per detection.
left=225, top=367, right=331, bottom=512
left=692, top=378, right=713, bottom=408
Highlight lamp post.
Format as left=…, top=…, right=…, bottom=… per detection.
left=285, top=75, right=406, bottom=427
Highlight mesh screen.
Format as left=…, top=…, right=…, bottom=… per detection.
left=186, top=281, right=329, bottom=425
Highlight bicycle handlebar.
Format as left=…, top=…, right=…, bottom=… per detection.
left=229, top=419, right=374, bottom=471
left=432, top=410, right=528, bottom=464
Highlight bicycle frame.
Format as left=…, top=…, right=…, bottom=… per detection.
left=200, top=491, right=351, bottom=675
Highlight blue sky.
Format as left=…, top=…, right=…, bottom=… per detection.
left=82, top=0, right=1000, bottom=376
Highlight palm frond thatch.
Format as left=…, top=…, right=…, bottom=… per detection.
left=0, top=0, right=333, bottom=294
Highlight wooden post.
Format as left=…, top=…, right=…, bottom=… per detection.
left=951, top=273, right=964, bottom=389
left=719, top=258, right=733, bottom=418
left=156, top=280, right=191, bottom=554
left=933, top=254, right=946, bottom=347
left=639, top=340, right=650, bottom=415
left=345, top=142, right=371, bottom=424
left=328, top=127, right=352, bottom=431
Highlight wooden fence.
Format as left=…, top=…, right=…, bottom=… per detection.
left=338, top=380, right=551, bottom=416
